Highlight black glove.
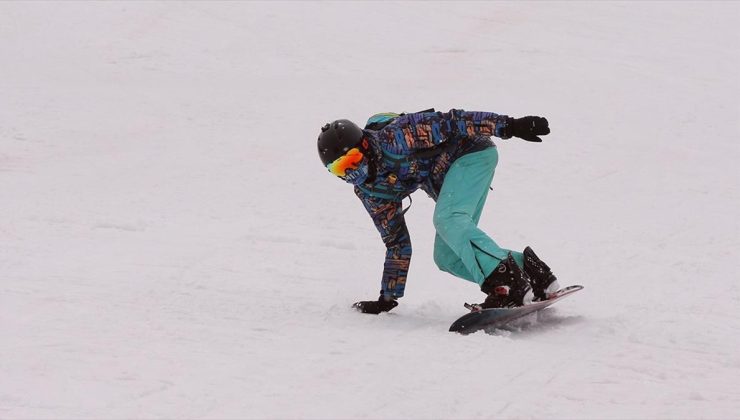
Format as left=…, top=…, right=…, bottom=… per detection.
left=506, top=116, right=550, bottom=142
left=353, top=295, right=398, bottom=314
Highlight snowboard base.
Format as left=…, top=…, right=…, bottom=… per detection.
left=449, top=285, right=584, bottom=335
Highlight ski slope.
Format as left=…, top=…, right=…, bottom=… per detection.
left=1, top=2, right=739, bottom=418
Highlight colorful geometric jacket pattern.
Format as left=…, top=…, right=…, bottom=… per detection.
left=354, top=109, right=510, bottom=299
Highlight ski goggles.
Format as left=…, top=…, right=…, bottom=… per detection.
left=326, top=147, right=364, bottom=177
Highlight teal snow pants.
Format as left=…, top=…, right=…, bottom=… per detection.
left=432, top=147, right=524, bottom=286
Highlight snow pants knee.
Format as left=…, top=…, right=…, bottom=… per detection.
left=432, top=147, right=524, bottom=286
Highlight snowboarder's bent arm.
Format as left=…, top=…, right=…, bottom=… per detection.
left=355, top=188, right=411, bottom=299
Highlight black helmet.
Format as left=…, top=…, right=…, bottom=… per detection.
left=317, top=119, right=364, bottom=166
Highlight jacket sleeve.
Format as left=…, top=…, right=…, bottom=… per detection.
left=354, top=187, right=411, bottom=299
left=379, top=109, right=510, bottom=153
left=444, top=109, right=511, bottom=139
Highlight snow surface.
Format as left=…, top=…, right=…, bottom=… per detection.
left=1, top=1, right=739, bottom=419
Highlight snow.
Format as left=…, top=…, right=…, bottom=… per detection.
left=1, top=1, right=739, bottom=418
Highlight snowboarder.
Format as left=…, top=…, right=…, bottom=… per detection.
left=317, top=109, right=560, bottom=314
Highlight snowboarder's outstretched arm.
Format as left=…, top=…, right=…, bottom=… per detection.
left=384, top=109, right=550, bottom=147
left=438, top=109, right=550, bottom=142
left=375, top=109, right=510, bottom=154
left=354, top=187, right=411, bottom=302
left=444, top=109, right=511, bottom=139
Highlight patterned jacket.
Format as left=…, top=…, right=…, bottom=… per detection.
left=354, top=109, right=511, bottom=299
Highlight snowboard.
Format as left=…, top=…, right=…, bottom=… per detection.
left=449, top=285, right=584, bottom=334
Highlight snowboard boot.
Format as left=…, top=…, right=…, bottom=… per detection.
left=353, top=293, right=398, bottom=314
left=523, top=246, right=560, bottom=301
left=479, top=253, right=533, bottom=309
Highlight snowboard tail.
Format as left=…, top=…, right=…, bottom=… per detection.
left=449, top=285, right=583, bottom=334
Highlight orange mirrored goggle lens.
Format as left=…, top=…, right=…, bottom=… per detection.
left=326, top=148, right=364, bottom=177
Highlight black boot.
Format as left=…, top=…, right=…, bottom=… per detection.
left=523, top=246, right=560, bottom=301
left=353, top=293, right=398, bottom=314
left=480, top=253, right=533, bottom=308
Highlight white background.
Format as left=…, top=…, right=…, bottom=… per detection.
left=1, top=1, right=738, bottom=418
